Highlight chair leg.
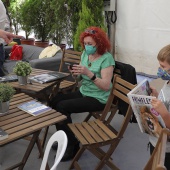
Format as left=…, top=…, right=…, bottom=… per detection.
left=95, top=147, right=119, bottom=170
left=88, top=143, right=120, bottom=170
left=69, top=146, right=86, bottom=170
left=83, top=112, right=92, bottom=122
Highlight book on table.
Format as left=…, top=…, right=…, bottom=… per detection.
left=127, top=79, right=166, bottom=138
left=28, top=71, right=68, bottom=84
left=0, top=75, right=18, bottom=83
left=18, top=100, right=51, bottom=116
left=0, top=127, right=8, bottom=141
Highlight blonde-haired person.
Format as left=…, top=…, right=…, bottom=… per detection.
left=150, top=44, right=170, bottom=169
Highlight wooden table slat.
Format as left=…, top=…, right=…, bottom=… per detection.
left=0, top=115, right=66, bottom=146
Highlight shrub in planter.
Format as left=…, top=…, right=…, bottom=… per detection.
left=13, top=61, right=32, bottom=76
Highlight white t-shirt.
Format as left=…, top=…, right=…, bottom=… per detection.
left=149, top=81, right=170, bottom=152
left=0, top=0, right=6, bottom=43
left=0, top=0, right=6, bottom=23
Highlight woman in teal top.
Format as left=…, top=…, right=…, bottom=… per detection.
left=50, top=26, right=115, bottom=161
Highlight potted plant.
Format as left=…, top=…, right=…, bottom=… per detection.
left=13, top=61, right=32, bottom=85
left=0, top=83, right=15, bottom=114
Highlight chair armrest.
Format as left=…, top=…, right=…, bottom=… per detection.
left=30, top=57, right=61, bottom=71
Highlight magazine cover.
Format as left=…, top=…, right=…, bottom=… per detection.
left=18, top=100, right=51, bottom=116
left=128, top=79, right=152, bottom=96
left=28, top=72, right=67, bottom=84
left=128, top=94, right=165, bottom=137
left=127, top=79, right=166, bottom=137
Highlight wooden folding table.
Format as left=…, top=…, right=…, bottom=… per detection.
left=0, top=93, right=66, bottom=170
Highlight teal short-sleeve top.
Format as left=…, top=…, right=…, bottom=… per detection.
left=80, top=50, right=115, bottom=104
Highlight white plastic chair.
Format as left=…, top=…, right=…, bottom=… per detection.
left=40, top=130, right=68, bottom=170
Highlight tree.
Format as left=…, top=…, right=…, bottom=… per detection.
left=67, top=0, right=81, bottom=46
left=74, top=0, right=105, bottom=51
left=50, top=0, right=69, bottom=45
left=27, top=0, right=55, bottom=42
left=49, top=0, right=81, bottom=46
left=7, top=0, right=21, bottom=35
left=19, top=0, right=34, bottom=39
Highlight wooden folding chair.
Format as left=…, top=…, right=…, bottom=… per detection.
left=68, top=74, right=136, bottom=170
left=49, top=49, right=81, bottom=98
left=144, top=128, right=170, bottom=170
left=83, top=67, right=121, bottom=123
left=40, top=49, right=81, bottom=149
left=58, top=49, right=81, bottom=93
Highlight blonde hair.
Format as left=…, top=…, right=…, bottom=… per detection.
left=157, top=44, right=170, bottom=65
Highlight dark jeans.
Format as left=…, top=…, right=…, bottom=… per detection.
left=50, top=90, right=105, bottom=146
left=150, top=142, right=170, bottom=169
left=0, top=44, right=5, bottom=77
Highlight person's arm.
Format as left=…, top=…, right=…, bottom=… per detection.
left=0, top=29, right=23, bottom=44
left=151, top=98, right=170, bottom=129
left=71, top=64, right=114, bottom=91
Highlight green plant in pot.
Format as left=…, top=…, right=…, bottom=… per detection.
left=0, top=83, right=15, bottom=114
left=13, top=61, right=32, bottom=85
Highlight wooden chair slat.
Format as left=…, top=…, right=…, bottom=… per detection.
left=68, top=124, right=89, bottom=145
left=75, top=123, right=96, bottom=143
left=88, top=121, right=110, bottom=141
left=114, top=83, right=130, bottom=95
left=114, top=90, right=130, bottom=103
left=81, top=122, right=103, bottom=143
left=94, top=119, right=117, bottom=139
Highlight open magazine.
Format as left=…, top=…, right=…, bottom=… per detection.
left=127, top=79, right=165, bottom=138
left=28, top=71, right=67, bottom=84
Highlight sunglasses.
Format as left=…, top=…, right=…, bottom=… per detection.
left=85, top=29, right=96, bottom=34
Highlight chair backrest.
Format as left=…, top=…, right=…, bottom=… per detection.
left=113, top=67, right=121, bottom=77
left=144, top=128, right=170, bottom=170
left=100, top=74, right=136, bottom=138
left=59, top=49, right=81, bottom=72
left=40, top=130, right=68, bottom=170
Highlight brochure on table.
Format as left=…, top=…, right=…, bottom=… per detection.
left=18, top=100, right=51, bottom=116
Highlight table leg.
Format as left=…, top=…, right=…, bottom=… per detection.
left=18, top=130, right=41, bottom=170
left=41, top=126, right=49, bottom=149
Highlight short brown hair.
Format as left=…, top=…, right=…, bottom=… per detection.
left=157, top=44, right=170, bottom=64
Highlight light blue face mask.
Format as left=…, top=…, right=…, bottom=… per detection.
left=85, top=45, right=97, bottom=55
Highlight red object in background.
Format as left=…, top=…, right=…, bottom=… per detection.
left=10, top=45, right=23, bottom=60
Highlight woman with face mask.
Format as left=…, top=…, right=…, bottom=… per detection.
left=149, top=44, right=170, bottom=169
left=50, top=26, right=115, bottom=161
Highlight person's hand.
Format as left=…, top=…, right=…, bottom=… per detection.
left=71, top=64, right=90, bottom=76
left=151, top=98, right=168, bottom=117
left=0, top=29, right=24, bottom=44
left=150, top=86, right=159, bottom=97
